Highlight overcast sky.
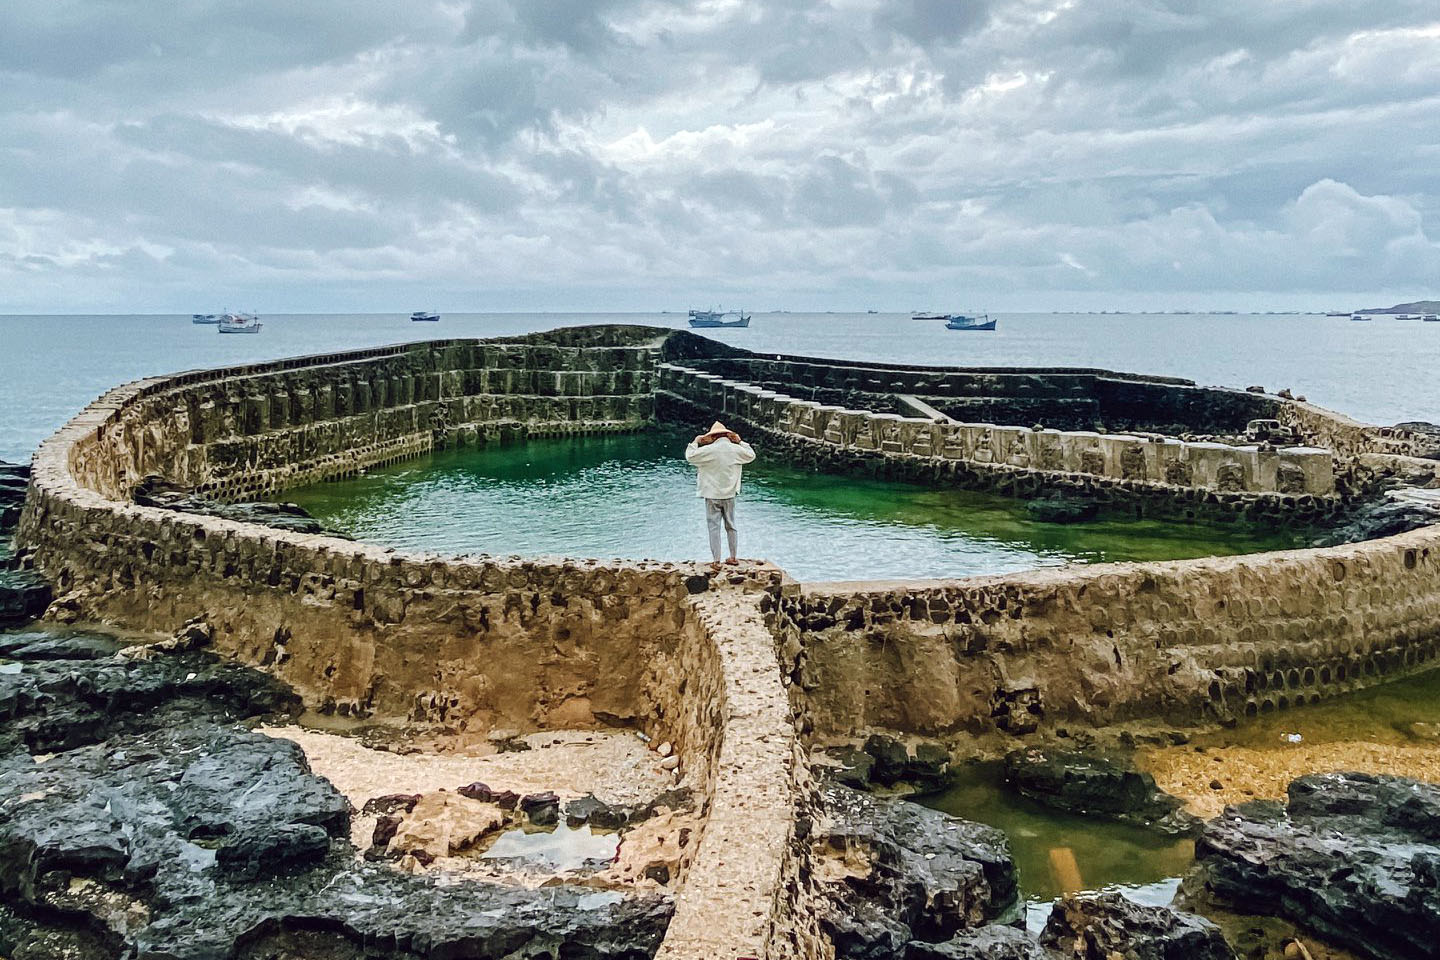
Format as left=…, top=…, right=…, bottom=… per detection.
left=1, top=0, right=1437, bottom=313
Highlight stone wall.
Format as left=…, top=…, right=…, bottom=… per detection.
left=779, top=522, right=1440, bottom=738
left=656, top=362, right=1338, bottom=523
left=69, top=328, right=664, bottom=504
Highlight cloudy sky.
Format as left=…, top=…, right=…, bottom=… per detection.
left=1, top=0, right=1437, bottom=313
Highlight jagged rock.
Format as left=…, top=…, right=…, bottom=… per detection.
left=522, top=790, right=561, bottom=826
left=0, top=568, right=50, bottom=628
left=216, top=822, right=333, bottom=881
left=825, top=745, right=876, bottom=788
left=1003, top=747, right=1198, bottom=836
left=1313, top=496, right=1440, bottom=546
left=386, top=791, right=507, bottom=859
left=907, top=924, right=1049, bottom=959
left=0, top=643, right=300, bottom=754
left=1025, top=496, right=1101, bottom=524
left=361, top=793, right=422, bottom=816
left=1193, top=772, right=1440, bottom=960
left=458, top=780, right=520, bottom=809
left=0, top=627, right=122, bottom=661
left=566, top=793, right=629, bottom=829
left=814, top=782, right=1018, bottom=958
left=1040, top=892, right=1235, bottom=959
left=863, top=734, right=952, bottom=789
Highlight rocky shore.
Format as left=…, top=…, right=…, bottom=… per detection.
left=0, top=628, right=672, bottom=959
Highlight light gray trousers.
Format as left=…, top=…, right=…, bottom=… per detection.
left=705, top=497, right=738, bottom=561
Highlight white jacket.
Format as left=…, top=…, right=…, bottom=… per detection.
left=684, top=436, right=756, bottom=499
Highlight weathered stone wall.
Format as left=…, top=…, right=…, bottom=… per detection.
left=657, top=362, right=1339, bottom=524
left=69, top=328, right=664, bottom=504
left=679, top=350, right=1281, bottom=433
left=780, top=523, right=1440, bottom=738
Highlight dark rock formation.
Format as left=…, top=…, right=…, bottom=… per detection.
left=860, top=734, right=952, bottom=789
left=0, top=462, right=26, bottom=531
left=131, top=474, right=352, bottom=538
left=1039, top=892, right=1234, bottom=959
left=0, top=569, right=51, bottom=628
left=1312, top=495, right=1440, bottom=546
left=1003, top=747, right=1198, bottom=836
left=566, top=793, right=631, bottom=830
left=1193, top=772, right=1440, bottom=960
left=906, top=924, right=1049, bottom=959
left=0, top=628, right=673, bottom=960
left=814, top=782, right=1018, bottom=958
left=1024, top=496, right=1100, bottom=524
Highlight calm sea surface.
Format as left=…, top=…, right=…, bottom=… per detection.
left=2, top=311, right=1436, bottom=463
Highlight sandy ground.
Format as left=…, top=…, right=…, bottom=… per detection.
left=1139, top=740, right=1440, bottom=820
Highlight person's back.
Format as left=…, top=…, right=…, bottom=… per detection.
left=684, top=421, right=756, bottom=568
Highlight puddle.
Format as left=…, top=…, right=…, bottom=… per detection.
left=481, top=824, right=620, bottom=872
left=913, top=761, right=1193, bottom=920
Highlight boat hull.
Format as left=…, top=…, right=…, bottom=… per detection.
left=191, top=315, right=218, bottom=324
left=689, top=317, right=750, bottom=328
left=217, top=324, right=263, bottom=334
left=946, top=317, right=996, bottom=331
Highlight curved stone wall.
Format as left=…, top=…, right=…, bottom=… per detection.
left=14, top=324, right=1440, bottom=960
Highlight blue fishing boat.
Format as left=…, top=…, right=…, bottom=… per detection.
left=945, top=313, right=996, bottom=331
left=191, top=313, right=218, bottom=324
left=410, top=311, right=440, bottom=322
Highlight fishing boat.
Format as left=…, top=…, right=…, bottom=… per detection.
left=410, top=311, right=440, bottom=322
left=945, top=313, right=996, bottom=331
left=217, top=312, right=262, bottom=334
left=1324, top=311, right=1349, bottom=317
left=191, top=314, right=218, bottom=324
left=1424, top=315, right=1440, bottom=322
left=688, top=308, right=750, bottom=328
left=911, top=313, right=950, bottom=320
left=1350, top=313, right=1372, bottom=321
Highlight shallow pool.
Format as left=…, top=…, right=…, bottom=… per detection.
left=286, top=428, right=1307, bottom=581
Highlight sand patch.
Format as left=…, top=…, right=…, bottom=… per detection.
left=1138, top=740, right=1440, bottom=819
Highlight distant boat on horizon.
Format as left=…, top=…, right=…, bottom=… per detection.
left=410, top=311, right=440, bottom=322
left=688, top=307, right=750, bottom=328
left=1424, top=314, right=1439, bottom=322
left=1350, top=313, right=1372, bottom=321
left=912, top=312, right=950, bottom=320
left=191, top=313, right=218, bottom=324
left=217, top=312, right=262, bottom=334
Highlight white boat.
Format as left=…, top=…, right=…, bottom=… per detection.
left=191, top=314, right=218, bottom=324
left=217, top=312, right=262, bottom=334
left=1397, top=314, right=1421, bottom=321
left=1324, top=311, right=1349, bottom=317
left=1350, top=313, right=1372, bottom=321
left=912, top=313, right=950, bottom=320
left=1424, top=315, right=1440, bottom=322
left=688, top=308, right=750, bottom=328
left=410, top=311, right=440, bottom=322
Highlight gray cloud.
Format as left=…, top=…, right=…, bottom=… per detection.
left=0, top=0, right=1437, bottom=311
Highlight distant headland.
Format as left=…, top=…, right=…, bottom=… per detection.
left=1356, top=299, right=1440, bottom=313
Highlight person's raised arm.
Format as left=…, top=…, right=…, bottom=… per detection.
left=685, top=436, right=717, bottom=463
left=732, top=435, right=756, bottom=464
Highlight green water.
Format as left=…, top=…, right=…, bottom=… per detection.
left=286, top=427, right=1305, bottom=582
left=916, top=762, right=1194, bottom=924
left=917, top=668, right=1440, bottom=926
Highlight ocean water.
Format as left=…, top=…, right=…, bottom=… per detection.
left=2, top=311, right=1436, bottom=463
left=288, top=426, right=1305, bottom=582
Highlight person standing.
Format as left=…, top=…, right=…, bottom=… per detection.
left=684, top=421, right=756, bottom=569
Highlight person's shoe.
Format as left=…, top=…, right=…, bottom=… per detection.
left=724, top=557, right=740, bottom=565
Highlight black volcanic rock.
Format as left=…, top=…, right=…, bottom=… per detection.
left=1003, top=747, right=1198, bottom=836
left=814, top=782, right=1018, bottom=958
left=1040, top=892, right=1234, bottom=959
left=1312, top=495, right=1440, bottom=546
left=906, top=924, right=1049, bottom=959
left=1192, top=772, right=1440, bottom=960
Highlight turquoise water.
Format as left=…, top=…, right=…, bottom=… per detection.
left=3, top=311, right=1437, bottom=462
left=286, top=427, right=1305, bottom=582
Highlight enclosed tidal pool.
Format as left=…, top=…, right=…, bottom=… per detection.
left=287, top=427, right=1306, bottom=581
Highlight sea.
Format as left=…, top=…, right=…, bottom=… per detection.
left=2, top=311, right=1436, bottom=464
